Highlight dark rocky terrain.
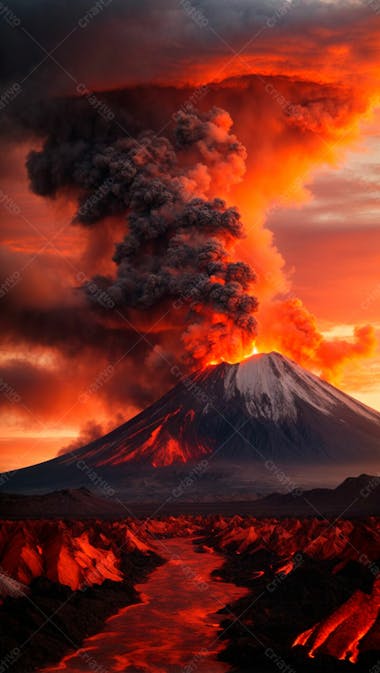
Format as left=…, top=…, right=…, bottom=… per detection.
left=244, top=473, right=380, bottom=517
left=0, top=518, right=164, bottom=672
left=198, top=516, right=380, bottom=672
left=0, top=514, right=378, bottom=672
left=1, top=474, right=379, bottom=519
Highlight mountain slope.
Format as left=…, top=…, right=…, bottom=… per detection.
left=78, top=351, right=380, bottom=465
left=1, top=352, right=379, bottom=497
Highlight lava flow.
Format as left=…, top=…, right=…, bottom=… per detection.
left=38, top=538, right=247, bottom=673
left=1, top=514, right=379, bottom=672
left=293, top=575, right=380, bottom=663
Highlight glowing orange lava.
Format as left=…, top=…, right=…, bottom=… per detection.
left=40, top=538, right=248, bottom=673
left=292, top=576, right=380, bottom=664
left=207, top=343, right=260, bottom=366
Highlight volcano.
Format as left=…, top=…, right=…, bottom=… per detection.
left=2, top=352, right=380, bottom=499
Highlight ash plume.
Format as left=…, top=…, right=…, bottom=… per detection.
left=26, top=107, right=258, bottom=366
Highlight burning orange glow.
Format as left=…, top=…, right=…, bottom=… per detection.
left=94, top=409, right=209, bottom=468
left=38, top=538, right=248, bottom=673
left=207, top=342, right=259, bottom=366
left=293, top=627, right=314, bottom=649
left=256, top=299, right=377, bottom=385
left=292, top=576, right=380, bottom=663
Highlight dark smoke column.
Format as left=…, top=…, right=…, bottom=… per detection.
left=27, top=106, right=258, bottom=367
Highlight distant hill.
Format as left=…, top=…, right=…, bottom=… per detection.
left=0, top=474, right=378, bottom=519
left=0, top=487, right=125, bottom=519
left=248, top=473, right=380, bottom=517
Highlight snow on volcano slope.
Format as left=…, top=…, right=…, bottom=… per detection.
left=225, top=352, right=379, bottom=423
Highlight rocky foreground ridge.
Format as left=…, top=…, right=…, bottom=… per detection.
left=0, top=515, right=378, bottom=671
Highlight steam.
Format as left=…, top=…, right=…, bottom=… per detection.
left=27, top=107, right=258, bottom=366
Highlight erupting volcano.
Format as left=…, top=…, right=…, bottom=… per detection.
left=2, top=352, right=379, bottom=499
left=2, top=3, right=380, bottom=673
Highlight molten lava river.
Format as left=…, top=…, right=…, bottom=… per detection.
left=39, top=538, right=247, bottom=673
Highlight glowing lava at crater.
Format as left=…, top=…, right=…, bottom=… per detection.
left=207, top=342, right=260, bottom=366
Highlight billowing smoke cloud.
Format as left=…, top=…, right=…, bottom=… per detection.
left=257, top=299, right=377, bottom=383
left=1, top=0, right=379, bottom=101
left=57, top=416, right=124, bottom=456
left=26, top=107, right=258, bottom=366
